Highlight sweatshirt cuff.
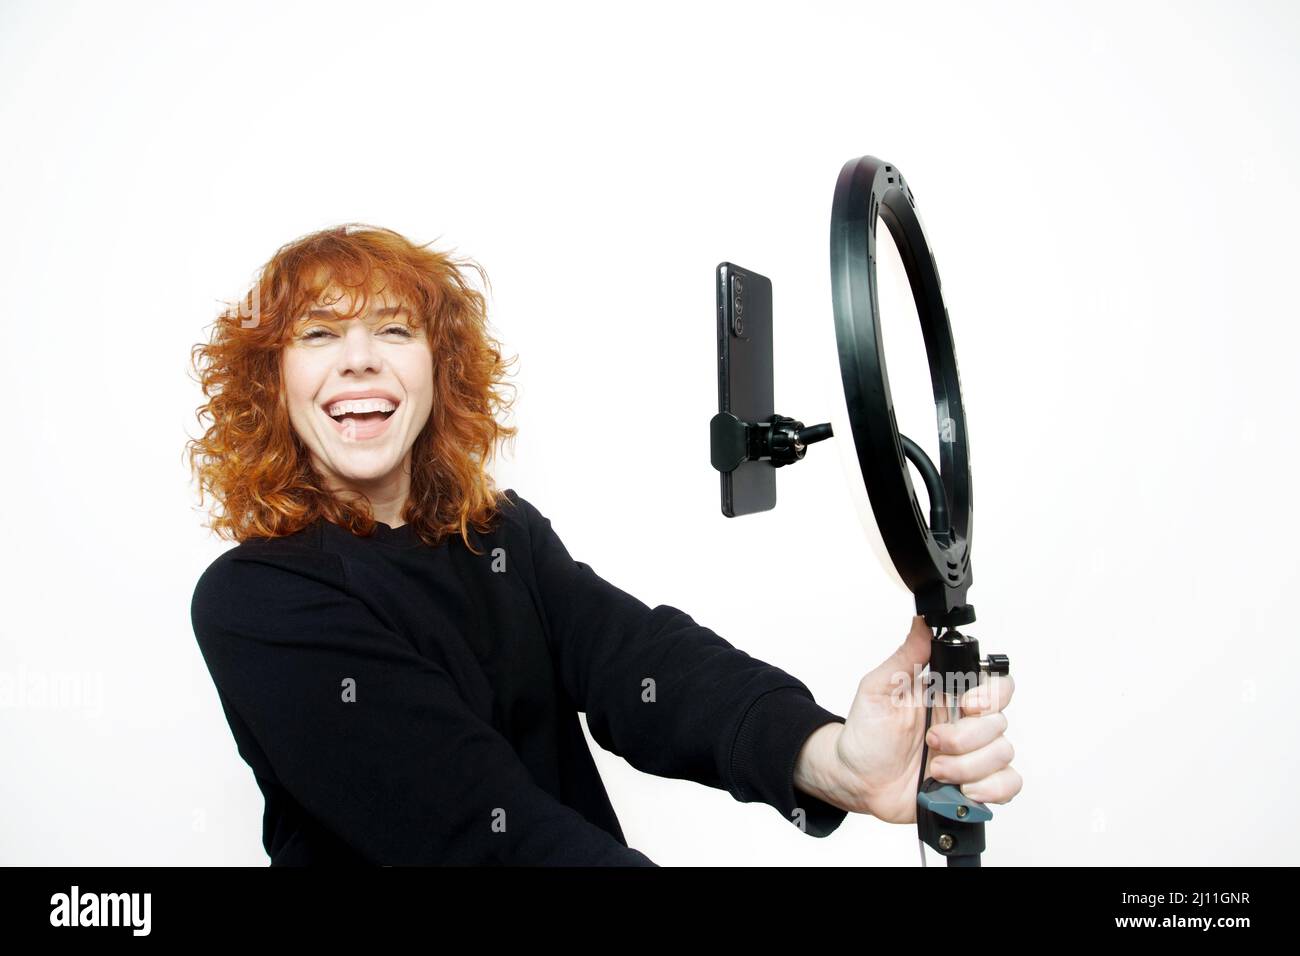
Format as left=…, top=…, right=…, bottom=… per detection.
left=727, top=686, right=850, bottom=838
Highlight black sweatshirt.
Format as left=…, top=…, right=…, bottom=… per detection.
left=190, top=488, right=849, bottom=865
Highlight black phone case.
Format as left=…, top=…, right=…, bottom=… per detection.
left=717, top=261, right=776, bottom=517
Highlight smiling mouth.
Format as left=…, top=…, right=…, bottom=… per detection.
left=321, top=403, right=399, bottom=440
left=326, top=408, right=396, bottom=424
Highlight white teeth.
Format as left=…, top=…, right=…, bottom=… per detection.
left=326, top=398, right=397, bottom=417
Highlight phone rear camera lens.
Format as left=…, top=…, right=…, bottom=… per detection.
left=734, top=276, right=744, bottom=294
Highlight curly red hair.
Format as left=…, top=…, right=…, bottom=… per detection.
left=186, top=223, right=519, bottom=553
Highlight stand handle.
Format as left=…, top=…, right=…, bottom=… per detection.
left=917, top=625, right=1011, bottom=867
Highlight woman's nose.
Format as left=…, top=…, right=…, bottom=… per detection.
left=338, top=325, right=382, bottom=372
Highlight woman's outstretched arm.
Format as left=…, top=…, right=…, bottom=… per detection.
left=506, top=490, right=849, bottom=838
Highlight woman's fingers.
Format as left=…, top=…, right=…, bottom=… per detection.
left=928, top=734, right=1015, bottom=786
left=958, top=766, right=1022, bottom=805
left=925, top=672, right=1020, bottom=805
left=960, top=674, right=1014, bottom=717
left=927, top=711, right=1007, bottom=756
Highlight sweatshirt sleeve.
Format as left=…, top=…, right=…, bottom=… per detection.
left=190, top=548, right=657, bottom=866
left=507, top=490, right=850, bottom=838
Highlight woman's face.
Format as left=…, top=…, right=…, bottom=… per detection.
left=280, top=282, right=434, bottom=514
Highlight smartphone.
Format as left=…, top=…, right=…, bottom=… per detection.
left=717, top=261, right=776, bottom=517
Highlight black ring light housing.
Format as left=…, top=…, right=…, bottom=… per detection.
left=829, top=155, right=1010, bottom=867
left=708, top=154, right=1012, bottom=866
left=830, top=155, right=974, bottom=629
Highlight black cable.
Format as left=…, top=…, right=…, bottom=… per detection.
left=918, top=626, right=940, bottom=793
left=917, top=626, right=941, bottom=865
left=899, top=435, right=951, bottom=537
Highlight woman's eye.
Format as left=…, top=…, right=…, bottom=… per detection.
left=299, top=326, right=412, bottom=341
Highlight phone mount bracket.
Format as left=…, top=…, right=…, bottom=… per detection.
left=709, top=412, right=834, bottom=473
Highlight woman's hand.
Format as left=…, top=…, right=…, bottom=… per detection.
left=794, top=614, right=1021, bottom=824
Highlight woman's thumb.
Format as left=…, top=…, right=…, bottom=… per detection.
left=860, top=615, right=932, bottom=695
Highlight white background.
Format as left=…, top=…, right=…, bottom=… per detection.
left=1, top=0, right=1294, bottom=866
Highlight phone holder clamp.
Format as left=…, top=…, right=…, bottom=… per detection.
left=710, top=412, right=834, bottom=473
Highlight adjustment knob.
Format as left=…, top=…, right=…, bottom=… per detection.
left=983, top=653, right=1010, bottom=676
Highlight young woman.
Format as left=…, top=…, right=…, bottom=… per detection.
left=186, top=224, right=1019, bottom=865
